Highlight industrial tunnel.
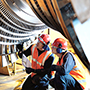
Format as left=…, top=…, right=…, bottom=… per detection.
left=0, top=0, right=90, bottom=75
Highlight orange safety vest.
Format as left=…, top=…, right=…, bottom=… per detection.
left=57, top=51, right=86, bottom=89
left=31, top=44, right=52, bottom=77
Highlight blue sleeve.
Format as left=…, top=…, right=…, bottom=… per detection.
left=55, top=53, right=75, bottom=75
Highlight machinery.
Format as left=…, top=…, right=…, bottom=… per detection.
left=0, top=0, right=47, bottom=75
left=26, top=0, right=90, bottom=71
left=0, top=0, right=90, bottom=75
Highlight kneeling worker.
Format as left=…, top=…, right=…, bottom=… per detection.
left=17, top=34, right=55, bottom=90
left=48, top=38, right=86, bottom=90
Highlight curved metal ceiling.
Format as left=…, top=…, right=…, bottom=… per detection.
left=0, top=0, right=48, bottom=55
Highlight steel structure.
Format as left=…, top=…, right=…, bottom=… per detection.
left=26, top=0, right=90, bottom=71
left=0, top=0, right=90, bottom=71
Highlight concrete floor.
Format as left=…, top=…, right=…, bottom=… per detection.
left=0, top=29, right=90, bottom=90
left=0, top=71, right=27, bottom=90
left=0, top=70, right=90, bottom=90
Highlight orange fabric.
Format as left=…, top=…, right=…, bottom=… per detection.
left=31, top=44, right=52, bottom=77
left=51, top=71, right=55, bottom=77
left=57, top=52, right=86, bottom=89
left=57, top=57, right=63, bottom=66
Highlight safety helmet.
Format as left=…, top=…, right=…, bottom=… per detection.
left=38, top=34, right=51, bottom=45
left=52, top=38, right=67, bottom=49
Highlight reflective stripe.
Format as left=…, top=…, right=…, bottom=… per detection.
left=70, top=52, right=83, bottom=71
left=32, top=45, right=36, bottom=57
left=78, top=79, right=86, bottom=83
left=32, top=45, right=42, bottom=66
left=42, top=51, right=51, bottom=66
left=32, top=45, right=51, bottom=66
left=32, top=58, right=41, bottom=66
left=69, top=52, right=86, bottom=89
left=39, top=37, right=46, bottom=45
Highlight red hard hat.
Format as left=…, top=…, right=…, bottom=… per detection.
left=38, top=34, right=51, bottom=45
left=52, top=38, right=67, bottom=49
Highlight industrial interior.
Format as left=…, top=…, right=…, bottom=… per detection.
left=0, top=0, right=90, bottom=90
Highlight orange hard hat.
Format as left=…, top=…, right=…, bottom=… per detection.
left=38, top=34, right=51, bottom=45
left=52, top=38, right=67, bottom=49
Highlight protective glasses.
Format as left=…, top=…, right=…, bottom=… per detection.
left=51, top=45, right=58, bottom=49
left=37, top=40, right=44, bottom=45
left=37, top=40, right=41, bottom=43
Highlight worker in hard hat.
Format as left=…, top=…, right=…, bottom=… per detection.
left=48, top=38, right=86, bottom=90
left=17, top=34, right=55, bottom=90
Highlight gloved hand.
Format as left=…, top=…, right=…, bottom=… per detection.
left=16, top=43, right=23, bottom=51
left=49, top=65, right=57, bottom=71
left=47, top=72, right=52, bottom=78
left=26, top=67, right=34, bottom=74
left=47, top=65, right=57, bottom=78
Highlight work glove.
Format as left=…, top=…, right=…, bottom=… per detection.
left=16, top=43, right=23, bottom=51
left=26, top=67, right=34, bottom=74
left=48, top=65, right=57, bottom=78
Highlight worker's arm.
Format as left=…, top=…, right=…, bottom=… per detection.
left=35, top=55, right=54, bottom=75
left=48, top=52, right=75, bottom=75
left=26, top=54, right=54, bottom=77
left=18, top=45, right=32, bottom=58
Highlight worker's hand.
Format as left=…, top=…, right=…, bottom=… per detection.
left=47, top=65, right=57, bottom=78
left=16, top=43, right=23, bottom=51
left=26, top=67, right=34, bottom=74
left=47, top=70, right=52, bottom=78
left=49, top=65, right=57, bottom=71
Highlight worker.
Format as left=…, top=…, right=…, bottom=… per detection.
left=48, top=38, right=86, bottom=90
left=17, top=34, right=55, bottom=90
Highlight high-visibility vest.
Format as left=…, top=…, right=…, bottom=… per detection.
left=57, top=51, right=86, bottom=89
left=31, top=44, right=52, bottom=77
